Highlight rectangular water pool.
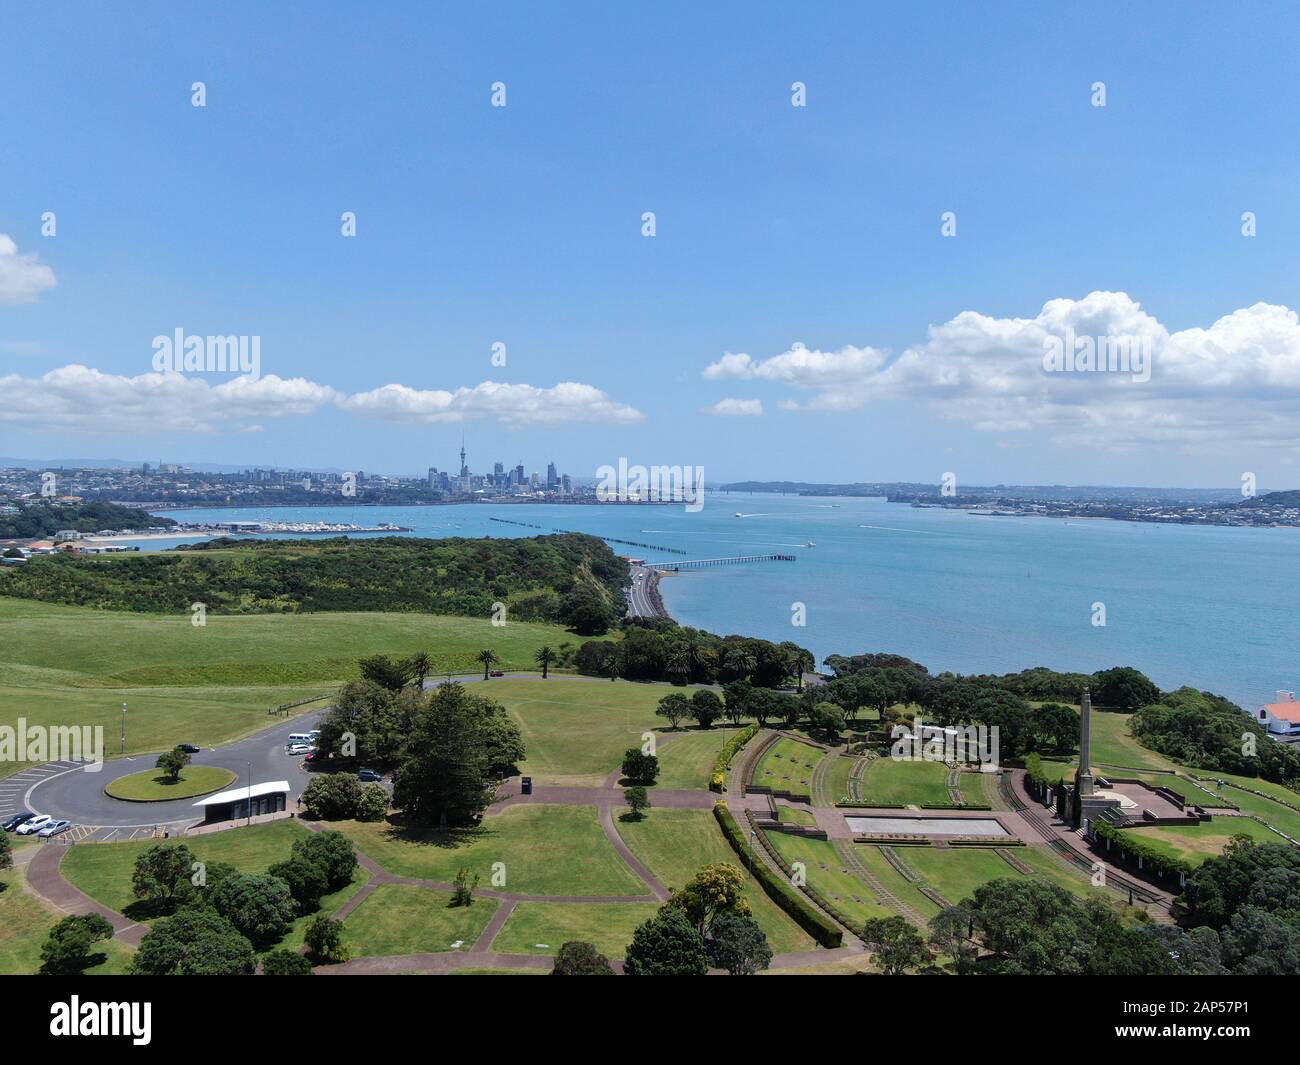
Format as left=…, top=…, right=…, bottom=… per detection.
left=844, top=815, right=1008, bottom=837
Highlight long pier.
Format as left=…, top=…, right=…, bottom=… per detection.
left=646, top=554, right=796, bottom=571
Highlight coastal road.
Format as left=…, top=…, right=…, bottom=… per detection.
left=625, top=564, right=661, bottom=618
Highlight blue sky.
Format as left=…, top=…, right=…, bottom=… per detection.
left=3, top=1, right=1300, bottom=486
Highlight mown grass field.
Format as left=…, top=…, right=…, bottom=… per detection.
left=0, top=595, right=605, bottom=778
left=1133, top=817, right=1279, bottom=866
left=335, top=804, right=645, bottom=897
left=653, top=727, right=732, bottom=790
left=341, top=885, right=498, bottom=957
left=103, top=764, right=237, bottom=801
left=855, top=756, right=962, bottom=807
left=612, top=807, right=815, bottom=954
left=485, top=678, right=693, bottom=787
left=490, top=901, right=659, bottom=958
left=0, top=866, right=134, bottom=975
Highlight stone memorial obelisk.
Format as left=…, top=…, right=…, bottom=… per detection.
left=1077, top=686, right=1095, bottom=797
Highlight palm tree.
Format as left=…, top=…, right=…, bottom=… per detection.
left=534, top=645, right=555, bottom=679
left=408, top=651, right=432, bottom=690
left=605, top=655, right=621, bottom=683
left=665, top=646, right=691, bottom=685
left=476, top=649, right=500, bottom=680
left=794, top=650, right=815, bottom=693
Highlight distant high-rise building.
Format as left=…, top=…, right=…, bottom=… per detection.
left=546, top=462, right=558, bottom=489
left=459, top=435, right=468, bottom=478
left=561, top=473, right=572, bottom=494
left=514, top=463, right=525, bottom=486
left=427, top=467, right=438, bottom=488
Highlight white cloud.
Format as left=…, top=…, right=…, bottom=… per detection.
left=0, top=365, right=643, bottom=434
left=0, top=235, right=57, bottom=305
left=704, top=397, right=763, bottom=416
left=339, top=380, right=644, bottom=426
left=705, top=293, right=1300, bottom=448
left=0, top=365, right=339, bottom=433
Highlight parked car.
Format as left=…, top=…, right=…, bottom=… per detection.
left=1, top=811, right=34, bottom=832
left=16, top=814, right=52, bottom=835
left=286, top=743, right=313, bottom=755
left=357, top=768, right=382, bottom=783
left=303, top=751, right=322, bottom=763
left=489, top=670, right=505, bottom=677
left=37, top=819, right=71, bottom=838
left=177, top=743, right=201, bottom=754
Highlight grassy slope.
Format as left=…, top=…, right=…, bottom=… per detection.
left=855, top=757, right=961, bottom=807
left=490, top=901, right=660, bottom=959
left=765, top=832, right=895, bottom=926
left=751, top=737, right=821, bottom=799
left=653, top=728, right=733, bottom=790
left=341, top=885, right=498, bottom=956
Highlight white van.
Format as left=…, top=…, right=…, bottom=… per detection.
left=287, top=733, right=316, bottom=747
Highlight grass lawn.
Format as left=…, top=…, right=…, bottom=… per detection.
left=0, top=867, right=134, bottom=975
left=902, top=847, right=1044, bottom=906
left=335, top=804, right=645, bottom=897
left=490, top=901, right=659, bottom=958
left=485, top=678, right=695, bottom=787
left=653, top=728, right=733, bottom=790
left=0, top=595, right=600, bottom=779
left=341, top=884, right=498, bottom=956
left=1132, top=817, right=1279, bottom=866
left=855, top=757, right=960, bottom=807
left=765, top=832, right=895, bottom=926
left=104, top=764, right=237, bottom=801
left=612, top=807, right=815, bottom=954
left=278, top=865, right=372, bottom=954
left=820, top=753, right=858, bottom=805
left=777, top=806, right=817, bottom=826
left=751, top=737, right=821, bottom=799
left=61, top=819, right=310, bottom=917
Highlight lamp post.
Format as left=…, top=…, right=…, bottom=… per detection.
left=120, top=702, right=127, bottom=755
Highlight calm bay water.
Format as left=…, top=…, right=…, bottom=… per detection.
left=147, top=494, right=1299, bottom=709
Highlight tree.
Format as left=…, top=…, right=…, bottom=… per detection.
left=476, top=648, right=500, bottom=680
left=132, top=843, right=195, bottom=905
left=861, top=916, right=931, bottom=975
left=1091, top=666, right=1161, bottom=713
left=534, top=645, right=555, bottom=679
left=304, top=915, right=349, bottom=964
left=452, top=867, right=479, bottom=906
left=929, top=904, right=979, bottom=974
left=665, top=645, right=691, bottom=685
left=299, top=774, right=363, bottom=820
left=291, top=831, right=358, bottom=892
left=707, top=911, right=772, bottom=975
left=624, top=785, right=650, bottom=820
left=210, top=872, right=296, bottom=947
left=623, top=908, right=709, bottom=976
left=355, top=782, right=390, bottom=822
left=604, top=653, right=622, bottom=683
left=810, top=701, right=846, bottom=742
left=392, top=683, right=499, bottom=829
left=561, top=585, right=617, bottom=635
left=267, top=858, right=329, bottom=913
left=262, top=949, right=314, bottom=975
left=407, top=651, right=432, bottom=690
left=477, top=698, right=526, bottom=776
left=0, top=831, right=10, bottom=873
left=131, top=910, right=256, bottom=975
left=655, top=692, right=691, bottom=730
left=621, top=747, right=659, bottom=786
left=552, top=940, right=615, bottom=975
left=155, top=746, right=190, bottom=783
left=358, top=654, right=413, bottom=692
left=667, top=863, right=750, bottom=936
left=690, top=689, right=723, bottom=730
left=1032, top=702, right=1079, bottom=754
left=40, top=914, right=115, bottom=975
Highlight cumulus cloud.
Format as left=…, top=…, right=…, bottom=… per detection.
left=704, top=397, right=763, bottom=416
left=0, top=365, right=643, bottom=434
left=705, top=292, right=1300, bottom=448
left=339, top=380, right=644, bottom=426
left=0, top=235, right=57, bottom=304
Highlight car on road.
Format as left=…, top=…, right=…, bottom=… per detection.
left=357, top=768, right=382, bottom=782
left=177, top=743, right=201, bottom=754
left=304, top=751, right=322, bottom=763
left=489, top=670, right=505, bottom=677
left=37, top=819, right=71, bottom=838
left=1, top=811, right=35, bottom=832
left=15, top=814, right=52, bottom=835
left=286, top=743, right=313, bottom=755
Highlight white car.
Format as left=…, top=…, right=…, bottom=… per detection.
left=38, top=819, right=71, bottom=838
left=16, top=814, right=52, bottom=835
left=286, top=743, right=313, bottom=755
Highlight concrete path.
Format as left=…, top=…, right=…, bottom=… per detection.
left=25, top=844, right=148, bottom=947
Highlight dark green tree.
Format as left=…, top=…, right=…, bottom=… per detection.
left=392, top=683, right=498, bottom=829
left=267, top=858, right=330, bottom=913
left=130, top=910, right=255, bottom=975
left=154, top=746, right=190, bottom=783
left=262, top=949, right=314, bottom=975
left=707, top=912, right=772, bottom=975
left=623, top=908, right=709, bottom=976
left=132, top=843, right=195, bottom=906
left=690, top=689, right=723, bottom=730
left=1091, top=666, right=1161, bottom=712
left=624, top=785, right=650, bottom=820
left=621, top=747, right=659, bottom=786
left=290, top=831, right=358, bottom=892
left=40, top=914, right=115, bottom=975
left=552, top=940, right=615, bottom=975
left=861, top=916, right=931, bottom=975
left=303, top=915, right=348, bottom=964
left=210, top=872, right=296, bottom=947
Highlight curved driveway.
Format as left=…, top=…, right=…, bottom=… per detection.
left=20, top=711, right=324, bottom=831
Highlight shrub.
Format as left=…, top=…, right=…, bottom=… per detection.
left=300, top=774, right=363, bottom=820
left=552, top=941, right=614, bottom=975
left=710, top=723, right=759, bottom=792
left=304, top=915, right=349, bottom=964
left=355, top=782, right=390, bottom=822
left=291, top=831, right=357, bottom=891
left=262, top=949, right=314, bottom=975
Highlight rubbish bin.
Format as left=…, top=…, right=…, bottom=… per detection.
left=521, top=776, right=533, bottom=796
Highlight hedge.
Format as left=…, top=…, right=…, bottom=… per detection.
left=710, top=723, right=760, bottom=791
left=712, top=802, right=843, bottom=947
left=1092, top=822, right=1192, bottom=881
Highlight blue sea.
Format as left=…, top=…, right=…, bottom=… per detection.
left=142, top=494, right=1299, bottom=709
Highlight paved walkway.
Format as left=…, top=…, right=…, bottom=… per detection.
left=25, top=844, right=148, bottom=947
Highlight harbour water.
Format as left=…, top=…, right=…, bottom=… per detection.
left=147, top=493, right=1300, bottom=709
